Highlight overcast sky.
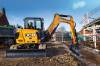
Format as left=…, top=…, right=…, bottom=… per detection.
left=0, top=0, right=100, bottom=31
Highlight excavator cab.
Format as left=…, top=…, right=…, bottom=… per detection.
left=10, top=17, right=45, bottom=50
left=24, top=17, right=44, bottom=30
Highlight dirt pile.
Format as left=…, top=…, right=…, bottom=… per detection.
left=0, top=54, right=78, bottom=66
left=0, top=42, right=79, bottom=66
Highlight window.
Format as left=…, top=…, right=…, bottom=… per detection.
left=36, top=20, right=41, bottom=29
left=96, top=29, right=100, bottom=33
left=27, top=20, right=34, bottom=28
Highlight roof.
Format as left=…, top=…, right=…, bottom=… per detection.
left=83, top=17, right=100, bottom=28
left=79, top=17, right=100, bottom=32
left=0, top=8, right=9, bottom=25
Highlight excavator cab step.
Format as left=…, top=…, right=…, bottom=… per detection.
left=6, top=49, right=46, bottom=58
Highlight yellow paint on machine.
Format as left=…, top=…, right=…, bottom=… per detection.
left=16, top=29, right=40, bottom=45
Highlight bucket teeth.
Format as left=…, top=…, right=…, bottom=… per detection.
left=6, top=49, right=46, bottom=58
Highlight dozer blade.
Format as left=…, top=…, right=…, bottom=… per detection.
left=6, top=49, right=46, bottom=58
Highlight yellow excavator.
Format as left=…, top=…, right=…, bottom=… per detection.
left=6, top=14, right=79, bottom=57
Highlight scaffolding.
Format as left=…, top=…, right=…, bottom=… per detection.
left=52, top=31, right=71, bottom=42
left=80, top=17, right=100, bottom=49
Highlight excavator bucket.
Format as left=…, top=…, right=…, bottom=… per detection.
left=6, top=49, right=46, bottom=58
left=69, top=44, right=80, bottom=56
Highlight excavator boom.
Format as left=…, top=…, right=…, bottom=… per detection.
left=44, top=14, right=79, bottom=55
left=43, top=14, right=78, bottom=47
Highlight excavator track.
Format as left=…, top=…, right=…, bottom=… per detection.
left=6, top=49, right=46, bottom=58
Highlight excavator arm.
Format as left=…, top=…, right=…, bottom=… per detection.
left=44, top=14, right=78, bottom=47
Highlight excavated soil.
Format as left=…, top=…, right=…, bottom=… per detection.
left=0, top=42, right=100, bottom=66
left=80, top=47, right=100, bottom=66
left=0, top=42, right=80, bottom=66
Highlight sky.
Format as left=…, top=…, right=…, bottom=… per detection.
left=0, top=0, right=100, bottom=31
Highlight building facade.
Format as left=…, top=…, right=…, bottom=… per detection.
left=79, top=17, right=100, bottom=49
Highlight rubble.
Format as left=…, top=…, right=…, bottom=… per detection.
left=0, top=42, right=79, bottom=66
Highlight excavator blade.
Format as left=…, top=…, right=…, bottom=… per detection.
left=6, top=49, right=46, bottom=58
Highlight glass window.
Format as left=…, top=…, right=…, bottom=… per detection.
left=36, top=20, right=41, bottom=29
left=27, top=20, right=34, bottom=27
left=96, top=29, right=100, bottom=33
